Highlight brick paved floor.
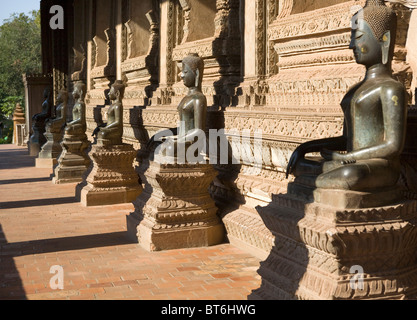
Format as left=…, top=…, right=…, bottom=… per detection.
left=0, top=144, right=261, bottom=300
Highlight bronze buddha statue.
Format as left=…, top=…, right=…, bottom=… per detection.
left=286, top=0, right=407, bottom=191
left=66, top=81, right=87, bottom=136
left=33, top=87, right=53, bottom=124
left=96, top=80, right=125, bottom=146
left=158, top=53, right=207, bottom=161
left=46, top=90, right=68, bottom=134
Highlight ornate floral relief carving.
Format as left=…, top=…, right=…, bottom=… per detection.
left=178, top=0, right=191, bottom=44
left=266, top=64, right=364, bottom=108
left=269, top=1, right=356, bottom=41
left=214, top=0, right=229, bottom=38
left=142, top=108, right=179, bottom=128
left=274, top=33, right=352, bottom=55
left=255, top=0, right=266, bottom=76
left=237, top=80, right=269, bottom=107
left=166, top=0, right=175, bottom=85
left=278, top=49, right=356, bottom=69
left=222, top=111, right=344, bottom=142
left=267, top=0, right=279, bottom=76
left=172, top=38, right=215, bottom=61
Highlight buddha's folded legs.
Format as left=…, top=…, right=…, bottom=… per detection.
left=65, top=124, right=85, bottom=136
left=98, top=128, right=122, bottom=145
left=294, top=157, right=400, bottom=191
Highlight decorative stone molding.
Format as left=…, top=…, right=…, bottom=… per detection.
left=269, top=1, right=356, bottom=41
left=172, top=37, right=216, bottom=61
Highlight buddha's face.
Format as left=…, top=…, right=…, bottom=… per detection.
left=108, top=86, right=117, bottom=100
left=57, top=92, right=63, bottom=103
left=72, top=87, right=80, bottom=100
left=44, top=89, right=50, bottom=99
left=350, top=18, right=382, bottom=67
left=181, top=63, right=196, bottom=88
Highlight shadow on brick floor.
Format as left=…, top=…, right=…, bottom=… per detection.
left=0, top=196, right=77, bottom=209
left=0, top=177, right=53, bottom=185
left=0, top=224, right=27, bottom=300
left=1, top=231, right=132, bottom=257
left=0, top=148, right=35, bottom=170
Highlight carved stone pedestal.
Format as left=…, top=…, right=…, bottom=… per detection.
left=36, top=130, right=63, bottom=168
left=77, top=143, right=142, bottom=207
left=126, top=160, right=225, bottom=252
left=52, top=133, right=91, bottom=184
left=250, top=183, right=417, bottom=300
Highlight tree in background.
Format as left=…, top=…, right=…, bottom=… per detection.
left=0, top=10, right=41, bottom=143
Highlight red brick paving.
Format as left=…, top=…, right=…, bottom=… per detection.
left=0, top=145, right=261, bottom=300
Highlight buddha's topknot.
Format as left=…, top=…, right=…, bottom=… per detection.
left=361, top=0, right=397, bottom=41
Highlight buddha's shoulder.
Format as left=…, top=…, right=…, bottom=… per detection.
left=356, top=77, right=405, bottom=98
left=192, top=91, right=206, bottom=100
left=370, top=76, right=405, bottom=91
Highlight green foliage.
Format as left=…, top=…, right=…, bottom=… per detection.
left=0, top=119, right=13, bottom=144
left=0, top=10, right=40, bottom=143
left=0, top=96, right=24, bottom=118
left=0, top=11, right=42, bottom=102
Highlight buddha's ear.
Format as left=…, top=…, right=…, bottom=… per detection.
left=381, top=30, right=391, bottom=65
left=195, top=69, right=200, bottom=87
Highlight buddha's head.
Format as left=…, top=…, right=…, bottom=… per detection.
left=109, top=80, right=125, bottom=101
left=56, top=90, right=68, bottom=104
left=350, top=0, right=397, bottom=67
left=43, top=87, right=52, bottom=100
left=72, top=81, right=86, bottom=101
left=181, top=53, right=204, bottom=88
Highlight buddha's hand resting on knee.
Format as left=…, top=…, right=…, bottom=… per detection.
left=320, top=148, right=356, bottom=165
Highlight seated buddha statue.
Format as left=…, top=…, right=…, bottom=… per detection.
left=33, top=87, right=53, bottom=125
left=66, top=81, right=87, bottom=136
left=96, top=80, right=125, bottom=146
left=46, top=90, right=68, bottom=134
left=286, top=0, right=407, bottom=191
left=155, top=53, right=207, bottom=162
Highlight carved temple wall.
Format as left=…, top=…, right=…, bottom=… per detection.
left=41, top=0, right=417, bottom=257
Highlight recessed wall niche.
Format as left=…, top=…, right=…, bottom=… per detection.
left=93, top=0, right=113, bottom=68
left=177, top=0, right=217, bottom=44
left=125, top=0, right=155, bottom=59
left=291, top=0, right=348, bottom=14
